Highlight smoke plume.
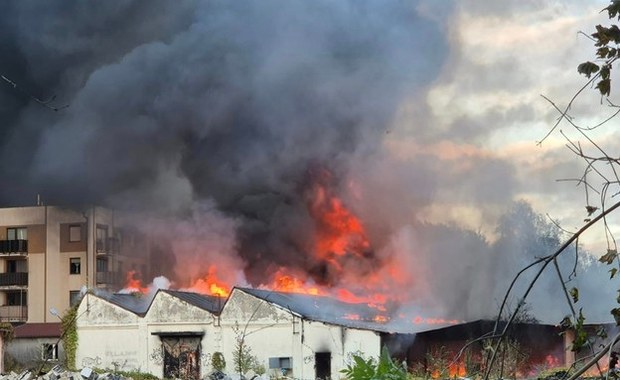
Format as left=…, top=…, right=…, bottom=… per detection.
left=1, top=1, right=614, bottom=323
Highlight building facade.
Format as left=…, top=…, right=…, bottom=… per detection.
left=76, top=288, right=387, bottom=380
left=0, top=205, right=149, bottom=366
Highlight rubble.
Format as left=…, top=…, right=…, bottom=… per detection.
left=0, top=367, right=132, bottom=380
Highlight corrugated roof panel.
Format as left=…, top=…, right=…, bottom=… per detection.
left=162, top=290, right=225, bottom=314
left=237, top=287, right=421, bottom=334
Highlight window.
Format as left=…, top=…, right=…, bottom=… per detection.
left=69, top=225, right=81, bottom=242
left=42, top=343, right=58, bottom=361
left=269, top=357, right=292, bottom=370
left=7, top=259, right=27, bottom=273
left=69, top=291, right=82, bottom=307
left=6, top=291, right=26, bottom=306
left=96, top=258, right=108, bottom=273
left=96, top=225, right=108, bottom=252
left=70, top=258, right=81, bottom=275
left=7, top=227, right=27, bottom=240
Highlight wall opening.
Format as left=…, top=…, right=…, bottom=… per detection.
left=161, top=336, right=201, bottom=380
left=315, top=352, right=331, bottom=380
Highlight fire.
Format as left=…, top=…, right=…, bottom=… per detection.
left=123, top=270, right=149, bottom=293
left=413, top=316, right=460, bottom=325
left=307, top=169, right=371, bottom=273
left=544, top=354, right=560, bottom=368
left=118, top=168, right=462, bottom=330
left=373, top=315, right=389, bottom=323
left=344, top=313, right=361, bottom=321
left=449, top=361, right=467, bottom=378
left=185, top=265, right=230, bottom=297
left=263, top=268, right=324, bottom=296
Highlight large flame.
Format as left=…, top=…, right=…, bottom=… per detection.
left=122, top=270, right=149, bottom=294
left=120, top=169, right=434, bottom=325
left=184, top=265, right=230, bottom=297
left=308, top=175, right=371, bottom=268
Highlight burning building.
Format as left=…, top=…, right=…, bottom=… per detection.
left=74, top=287, right=612, bottom=380
left=75, top=286, right=447, bottom=380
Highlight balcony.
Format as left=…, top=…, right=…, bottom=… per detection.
left=0, top=240, right=28, bottom=256
left=96, top=271, right=122, bottom=285
left=0, top=305, right=27, bottom=322
left=0, top=272, right=28, bottom=287
left=96, top=237, right=120, bottom=255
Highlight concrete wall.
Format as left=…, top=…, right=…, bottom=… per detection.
left=76, top=289, right=382, bottom=380
left=6, top=338, right=65, bottom=368
left=144, top=292, right=218, bottom=378
left=77, top=291, right=219, bottom=378
left=219, top=289, right=381, bottom=380
left=75, top=294, right=141, bottom=371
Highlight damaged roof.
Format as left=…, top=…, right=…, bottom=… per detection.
left=89, top=287, right=455, bottom=334
left=101, top=292, right=150, bottom=316
left=236, top=287, right=440, bottom=334
left=161, top=290, right=225, bottom=314
left=91, top=289, right=224, bottom=316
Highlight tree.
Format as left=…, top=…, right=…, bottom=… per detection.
left=231, top=322, right=261, bottom=378
left=478, top=0, right=620, bottom=380
left=479, top=2, right=620, bottom=379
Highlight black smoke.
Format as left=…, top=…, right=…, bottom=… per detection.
left=0, top=1, right=451, bottom=288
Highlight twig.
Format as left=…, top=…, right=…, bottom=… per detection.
left=1, top=74, right=68, bottom=111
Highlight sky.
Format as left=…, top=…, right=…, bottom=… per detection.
left=1, top=0, right=619, bottom=322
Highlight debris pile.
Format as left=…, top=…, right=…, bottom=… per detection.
left=0, top=366, right=132, bottom=380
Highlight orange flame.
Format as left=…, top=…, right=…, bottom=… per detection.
left=124, top=270, right=149, bottom=293
left=449, top=361, right=467, bottom=378
left=544, top=354, right=561, bottom=368
left=185, top=265, right=230, bottom=297
left=307, top=170, right=371, bottom=275
left=373, top=315, right=389, bottom=323
left=120, top=170, right=463, bottom=329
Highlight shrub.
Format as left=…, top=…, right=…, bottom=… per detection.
left=341, top=346, right=409, bottom=380
left=212, top=352, right=226, bottom=372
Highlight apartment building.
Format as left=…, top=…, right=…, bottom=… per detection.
left=0, top=205, right=149, bottom=325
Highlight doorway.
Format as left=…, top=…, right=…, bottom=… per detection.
left=315, top=352, right=331, bottom=380
left=162, top=336, right=201, bottom=380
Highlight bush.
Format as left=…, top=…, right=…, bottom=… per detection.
left=341, top=346, right=409, bottom=380
left=212, top=352, right=226, bottom=372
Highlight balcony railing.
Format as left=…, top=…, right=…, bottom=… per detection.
left=0, top=240, right=28, bottom=255
left=0, top=305, right=27, bottom=322
left=0, top=272, right=28, bottom=287
left=96, top=271, right=122, bottom=285
left=96, top=237, right=120, bottom=255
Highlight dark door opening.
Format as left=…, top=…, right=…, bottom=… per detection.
left=315, top=352, right=331, bottom=380
left=162, top=336, right=201, bottom=380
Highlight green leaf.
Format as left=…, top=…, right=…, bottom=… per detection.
left=593, top=25, right=620, bottom=46
left=598, top=47, right=610, bottom=59
left=601, top=64, right=611, bottom=80
left=578, top=61, right=600, bottom=78
left=559, top=315, right=572, bottom=330
left=605, top=1, right=620, bottom=20
left=571, top=309, right=588, bottom=352
left=600, top=249, right=618, bottom=265
left=611, top=268, right=618, bottom=279
left=570, top=287, right=579, bottom=303
left=597, top=78, right=611, bottom=96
